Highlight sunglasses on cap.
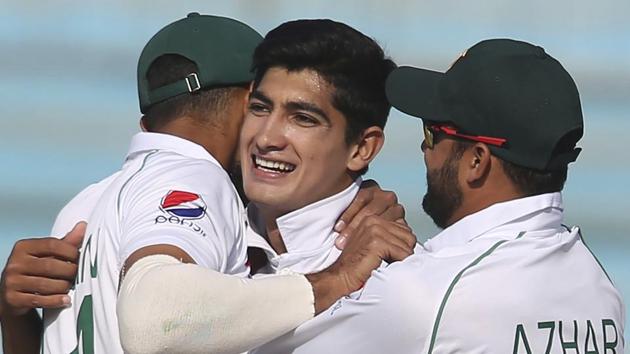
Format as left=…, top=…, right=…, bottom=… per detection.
left=423, top=123, right=507, bottom=149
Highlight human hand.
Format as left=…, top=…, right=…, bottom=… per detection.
left=0, top=222, right=85, bottom=318
left=334, top=180, right=406, bottom=250
left=308, top=215, right=416, bottom=313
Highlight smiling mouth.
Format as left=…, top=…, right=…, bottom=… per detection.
left=252, top=155, right=296, bottom=173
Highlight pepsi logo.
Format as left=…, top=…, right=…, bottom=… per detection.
left=160, top=190, right=207, bottom=219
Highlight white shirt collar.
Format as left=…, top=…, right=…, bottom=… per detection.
left=425, top=192, right=564, bottom=252
left=126, top=132, right=222, bottom=168
left=247, top=178, right=361, bottom=273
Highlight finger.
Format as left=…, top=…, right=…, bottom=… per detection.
left=359, top=220, right=416, bottom=252
left=334, top=180, right=384, bottom=232
left=24, top=257, right=78, bottom=281
left=380, top=204, right=406, bottom=223
left=339, top=214, right=391, bottom=241
left=62, top=221, right=87, bottom=248
left=344, top=191, right=400, bottom=236
left=381, top=224, right=417, bottom=250
left=373, top=215, right=412, bottom=232
left=383, top=226, right=415, bottom=249
left=27, top=238, right=80, bottom=262
left=370, top=231, right=416, bottom=262
left=360, top=179, right=380, bottom=189
left=343, top=204, right=384, bottom=237
left=335, top=194, right=369, bottom=232
left=17, top=276, right=74, bottom=295
left=335, top=234, right=348, bottom=250
left=360, top=232, right=411, bottom=264
left=7, top=292, right=71, bottom=309
left=395, top=218, right=408, bottom=226
left=381, top=241, right=414, bottom=262
left=390, top=221, right=414, bottom=234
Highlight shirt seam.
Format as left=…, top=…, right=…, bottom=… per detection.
left=573, top=226, right=614, bottom=285
left=116, top=150, right=158, bottom=214
left=427, top=231, right=527, bottom=354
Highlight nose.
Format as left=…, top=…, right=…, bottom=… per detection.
left=255, top=113, right=288, bottom=153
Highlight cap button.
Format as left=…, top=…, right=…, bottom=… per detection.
left=187, top=12, right=201, bottom=18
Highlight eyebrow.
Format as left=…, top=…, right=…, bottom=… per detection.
left=249, top=90, right=273, bottom=106
left=285, top=100, right=330, bottom=124
left=250, top=89, right=331, bottom=124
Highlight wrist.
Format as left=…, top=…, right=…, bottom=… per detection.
left=305, top=266, right=350, bottom=315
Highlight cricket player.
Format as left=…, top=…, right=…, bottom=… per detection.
left=252, top=39, right=625, bottom=353
left=113, top=19, right=410, bottom=354
left=0, top=14, right=412, bottom=354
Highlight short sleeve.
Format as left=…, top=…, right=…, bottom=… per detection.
left=117, top=161, right=248, bottom=274
left=50, top=173, right=121, bottom=238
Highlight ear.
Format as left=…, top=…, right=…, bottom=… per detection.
left=238, top=82, right=255, bottom=117
left=346, top=126, right=385, bottom=172
left=139, top=116, right=148, bottom=132
left=463, top=143, right=491, bottom=184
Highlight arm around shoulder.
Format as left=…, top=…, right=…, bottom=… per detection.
left=117, top=254, right=314, bottom=354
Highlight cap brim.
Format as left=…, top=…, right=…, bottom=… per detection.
left=386, top=66, right=449, bottom=123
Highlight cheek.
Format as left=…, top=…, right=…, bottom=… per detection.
left=423, top=150, right=437, bottom=172
left=424, top=142, right=452, bottom=169
left=239, top=116, right=259, bottom=146
left=302, top=139, right=350, bottom=171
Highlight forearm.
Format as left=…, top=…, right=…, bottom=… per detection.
left=117, top=255, right=315, bottom=354
left=1, top=309, right=42, bottom=354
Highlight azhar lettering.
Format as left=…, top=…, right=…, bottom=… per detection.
left=513, top=319, right=619, bottom=354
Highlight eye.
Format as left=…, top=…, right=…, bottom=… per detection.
left=292, top=113, right=319, bottom=127
left=248, top=101, right=270, bottom=116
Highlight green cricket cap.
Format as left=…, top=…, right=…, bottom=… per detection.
left=137, top=12, right=263, bottom=113
left=386, top=38, right=584, bottom=171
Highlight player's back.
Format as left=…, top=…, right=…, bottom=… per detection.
left=253, top=193, right=625, bottom=354
left=43, top=133, right=249, bottom=354
left=420, top=227, right=625, bottom=353
left=41, top=169, right=120, bottom=354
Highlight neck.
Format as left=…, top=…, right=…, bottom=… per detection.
left=253, top=178, right=358, bottom=255
left=252, top=204, right=288, bottom=254
left=155, top=117, right=234, bottom=170
left=264, top=216, right=287, bottom=254
left=447, top=180, right=523, bottom=227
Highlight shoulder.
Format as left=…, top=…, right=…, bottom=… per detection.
left=353, top=250, right=456, bottom=331
left=364, top=245, right=469, bottom=297
left=136, top=152, right=236, bottom=197
left=51, top=171, right=122, bottom=236
left=121, top=152, right=240, bottom=212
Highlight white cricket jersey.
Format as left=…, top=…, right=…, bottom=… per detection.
left=42, top=132, right=249, bottom=354
left=246, top=179, right=360, bottom=275
left=253, top=192, right=625, bottom=354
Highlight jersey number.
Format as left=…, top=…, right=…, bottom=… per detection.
left=70, top=295, right=94, bottom=354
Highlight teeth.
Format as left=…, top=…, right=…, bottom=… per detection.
left=254, top=156, right=296, bottom=172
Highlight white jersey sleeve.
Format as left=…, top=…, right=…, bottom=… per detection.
left=50, top=172, right=121, bottom=237
left=117, top=157, right=247, bottom=274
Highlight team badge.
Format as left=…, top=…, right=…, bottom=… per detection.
left=160, top=190, right=207, bottom=219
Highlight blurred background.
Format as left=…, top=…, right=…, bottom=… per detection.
left=1, top=0, right=628, bottom=351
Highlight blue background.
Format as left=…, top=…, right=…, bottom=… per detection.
left=1, top=0, right=628, bottom=351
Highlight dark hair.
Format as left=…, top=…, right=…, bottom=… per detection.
left=251, top=19, right=396, bottom=146
left=500, top=159, right=568, bottom=196
left=142, top=54, right=242, bottom=131
left=452, top=140, right=568, bottom=196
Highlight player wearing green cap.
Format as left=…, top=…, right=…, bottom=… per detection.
left=252, top=39, right=623, bottom=354
left=0, top=14, right=410, bottom=354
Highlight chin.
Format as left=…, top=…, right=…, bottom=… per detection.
left=246, top=186, right=289, bottom=211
